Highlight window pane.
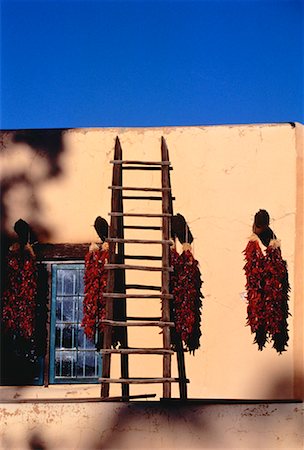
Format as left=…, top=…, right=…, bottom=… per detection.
left=62, top=298, right=75, bottom=322
left=77, top=326, right=96, bottom=349
left=55, top=352, right=61, bottom=377
left=84, top=352, right=96, bottom=377
left=62, top=325, right=75, bottom=348
left=56, top=299, right=62, bottom=321
left=78, top=269, right=85, bottom=293
left=85, top=336, right=95, bottom=349
left=77, top=297, right=84, bottom=322
left=65, top=351, right=76, bottom=377
left=55, top=325, right=62, bottom=347
left=77, top=327, right=85, bottom=349
left=57, top=269, right=77, bottom=295
left=85, top=336, right=96, bottom=349
left=55, top=351, right=76, bottom=378
left=76, top=352, right=85, bottom=377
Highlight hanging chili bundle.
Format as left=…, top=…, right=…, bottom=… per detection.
left=82, top=242, right=108, bottom=341
left=243, top=235, right=267, bottom=350
left=2, top=243, right=38, bottom=339
left=169, top=247, right=180, bottom=348
left=264, top=240, right=290, bottom=353
left=243, top=235, right=290, bottom=353
left=170, top=244, right=203, bottom=354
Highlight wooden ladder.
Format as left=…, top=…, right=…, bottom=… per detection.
left=100, top=136, right=188, bottom=400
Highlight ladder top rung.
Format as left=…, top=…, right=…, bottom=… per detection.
left=109, top=186, right=171, bottom=192
left=104, top=264, right=173, bottom=272
left=101, top=319, right=175, bottom=327
left=99, top=377, right=189, bottom=384
left=103, top=293, right=173, bottom=299
left=108, top=213, right=171, bottom=218
left=110, top=160, right=171, bottom=166
left=99, top=348, right=174, bottom=355
left=106, top=238, right=173, bottom=244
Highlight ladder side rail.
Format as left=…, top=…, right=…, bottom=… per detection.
left=161, top=136, right=188, bottom=400
left=101, top=136, right=128, bottom=397
left=161, top=137, right=172, bottom=398
left=115, top=137, right=130, bottom=398
left=101, top=197, right=117, bottom=397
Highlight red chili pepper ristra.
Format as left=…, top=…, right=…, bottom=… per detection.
left=82, top=243, right=109, bottom=341
left=170, top=245, right=203, bottom=354
left=2, top=243, right=38, bottom=339
left=243, top=235, right=290, bottom=353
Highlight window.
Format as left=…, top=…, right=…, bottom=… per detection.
left=49, top=264, right=102, bottom=383
left=0, top=245, right=103, bottom=387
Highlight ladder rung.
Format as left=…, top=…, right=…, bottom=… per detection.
left=99, top=348, right=174, bottom=355
left=109, top=213, right=171, bottom=218
left=110, top=160, right=171, bottom=166
left=125, top=284, right=161, bottom=291
left=122, top=196, right=175, bottom=201
left=101, top=319, right=175, bottom=327
left=105, top=264, right=173, bottom=272
left=99, top=377, right=189, bottom=384
left=124, top=226, right=162, bottom=231
left=124, top=255, right=162, bottom=260
left=106, top=238, right=172, bottom=244
left=103, top=293, right=173, bottom=299
left=122, top=166, right=173, bottom=171
left=126, top=316, right=160, bottom=320
left=122, top=196, right=161, bottom=201
left=109, top=186, right=171, bottom=192
left=104, top=394, right=157, bottom=401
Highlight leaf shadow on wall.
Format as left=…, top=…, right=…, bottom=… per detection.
left=0, top=129, right=68, bottom=385
left=1, top=129, right=67, bottom=250
left=28, top=431, right=48, bottom=450
left=89, top=401, right=225, bottom=449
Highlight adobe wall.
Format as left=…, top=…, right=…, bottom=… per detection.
left=1, top=123, right=303, bottom=401
left=0, top=401, right=303, bottom=449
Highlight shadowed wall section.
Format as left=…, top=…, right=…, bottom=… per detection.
left=0, top=129, right=67, bottom=384
left=0, top=401, right=303, bottom=449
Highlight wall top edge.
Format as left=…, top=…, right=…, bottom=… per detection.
left=1, top=122, right=302, bottom=134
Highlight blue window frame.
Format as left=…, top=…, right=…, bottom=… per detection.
left=50, top=264, right=102, bottom=383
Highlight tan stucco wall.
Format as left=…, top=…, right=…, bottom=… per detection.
left=1, top=123, right=303, bottom=401
left=0, top=401, right=303, bottom=449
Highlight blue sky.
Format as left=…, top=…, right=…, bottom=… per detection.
left=1, top=0, right=303, bottom=129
